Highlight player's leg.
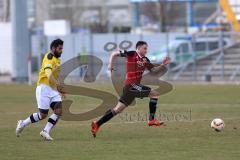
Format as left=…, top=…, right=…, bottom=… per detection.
left=98, top=101, right=126, bottom=126
left=20, top=110, right=48, bottom=128
left=148, top=89, right=159, bottom=120
left=42, top=101, right=62, bottom=135
left=40, top=89, right=62, bottom=141
left=16, top=110, right=48, bottom=137
left=148, top=89, right=163, bottom=126
left=92, top=85, right=135, bottom=137
left=91, top=101, right=127, bottom=137
left=133, top=84, right=163, bottom=126
left=16, top=86, right=49, bottom=137
left=131, top=84, right=158, bottom=121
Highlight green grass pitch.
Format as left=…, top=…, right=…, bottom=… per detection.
left=0, top=84, right=240, bottom=160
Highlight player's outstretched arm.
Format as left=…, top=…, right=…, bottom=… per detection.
left=150, top=57, right=170, bottom=73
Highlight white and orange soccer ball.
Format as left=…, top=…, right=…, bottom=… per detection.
left=211, top=118, right=225, bottom=132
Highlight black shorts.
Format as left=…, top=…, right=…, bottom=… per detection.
left=119, top=84, right=151, bottom=106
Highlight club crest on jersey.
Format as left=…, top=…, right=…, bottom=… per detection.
left=136, top=57, right=147, bottom=67
left=136, top=60, right=145, bottom=67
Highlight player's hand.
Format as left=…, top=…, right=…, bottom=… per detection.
left=162, top=57, right=170, bottom=65
left=57, top=83, right=66, bottom=94
left=108, top=64, right=115, bottom=72
left=61, top=93, right=66, bottom=99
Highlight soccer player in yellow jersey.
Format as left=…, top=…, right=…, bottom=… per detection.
left=16, top=39, right=64, bottom=141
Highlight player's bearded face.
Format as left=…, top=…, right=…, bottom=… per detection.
left=139, top=44, right=148, bottom=56
left=53, top=45, right=63, bottom=58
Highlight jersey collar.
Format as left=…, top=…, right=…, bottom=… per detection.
left=136, top=50, right=143, bottom=58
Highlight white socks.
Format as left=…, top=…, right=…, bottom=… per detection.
left=43, top=114, right=59, bottom=133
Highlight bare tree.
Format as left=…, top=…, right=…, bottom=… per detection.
left=0, top=0, right=10, bottom=22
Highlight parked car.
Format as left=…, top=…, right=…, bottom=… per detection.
left=148, top=38, right=229, bottom=67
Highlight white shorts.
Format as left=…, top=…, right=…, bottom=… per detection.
left=36, top=84, right=62, bottom=110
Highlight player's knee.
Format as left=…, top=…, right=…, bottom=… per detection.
left=54, top=108, right=62, bottom=116
left=39, top=109, right=49, bottom=119
left=51, top=102, right=62, bottom=116
left=113, top=102, right=126, bottom=114
left=149, top=90, right=160, bottom=98
left=40, top=113, right=48, bottom=119
left=114, top=108, right=123, bottom=114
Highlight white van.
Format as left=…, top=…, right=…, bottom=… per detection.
left=148, top=38, right=229, bottom=67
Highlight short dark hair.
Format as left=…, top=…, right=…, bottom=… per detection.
left=136, top=41, right=147, bottom=49
left=50, top=39, right=64, bottom=49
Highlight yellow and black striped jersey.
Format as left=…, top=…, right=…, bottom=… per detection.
left=37, top=51, right=61, bottom=88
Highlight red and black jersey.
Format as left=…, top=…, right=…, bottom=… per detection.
left=120, top=50, right=154, bottom=85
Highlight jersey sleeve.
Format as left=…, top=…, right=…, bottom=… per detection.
left=145, top=57, right=155, bottom=70
left=119, top=50, right=135, bottom=57
left=43, top=53, right=54, bottom=70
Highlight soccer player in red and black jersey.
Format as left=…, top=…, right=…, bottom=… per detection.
left=91, top=41, right=170, bottom=137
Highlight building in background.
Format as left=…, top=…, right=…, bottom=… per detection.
left=33, top=0, right=218, bottom=33
left=0, top=0, right=221, bottom=33
left=35, top=0, right=131, bottom=33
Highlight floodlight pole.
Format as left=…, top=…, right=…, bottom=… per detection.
left=132, top=2, right=140, bottom=27
left=187, top=1, right=194, bottom=26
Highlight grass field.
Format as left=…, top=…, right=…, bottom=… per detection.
left=0, top=83, right=240, bottom=160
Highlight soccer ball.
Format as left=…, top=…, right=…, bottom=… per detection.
left=211, top=118, right=225, bottom=132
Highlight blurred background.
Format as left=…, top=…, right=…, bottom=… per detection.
left=1, top=0, right=240, bottom=84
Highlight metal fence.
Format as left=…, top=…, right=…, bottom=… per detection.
left=30, top=31, right=240, bottom=82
